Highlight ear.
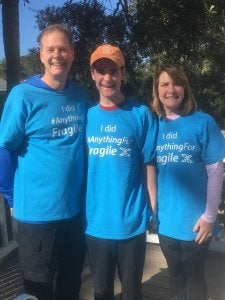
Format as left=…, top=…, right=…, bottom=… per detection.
left=91, top=68, right=96, bottom=81
left=72, top=47, right=75, bottom=62
left=40, top=50, right=44, bottom=64
left=121, top=66, right=126, bottom=80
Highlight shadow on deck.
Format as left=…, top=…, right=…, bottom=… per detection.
left=1, top=243, right=225, bottom=300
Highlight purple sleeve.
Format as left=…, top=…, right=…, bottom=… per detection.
left=201, top=162, right=224, bottom=223
left=0, top=147, right=17, bottom=208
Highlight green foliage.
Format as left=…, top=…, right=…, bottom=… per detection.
left=20, top=48, right=43, bottom=80
left=1, top=0, right=224, bottom=126
left=131, top=0, right=225, bottom=127
left=34, top=0, right=135, bottom=100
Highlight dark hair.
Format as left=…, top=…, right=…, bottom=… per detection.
left=38, top=24, right=73, bottom=50
left=152, top=64, right=197, bottom=116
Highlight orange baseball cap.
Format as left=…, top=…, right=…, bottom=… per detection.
left=90, top=44, right=125, bottom=67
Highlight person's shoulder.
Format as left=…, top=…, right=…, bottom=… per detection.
left=67, top=81, right=91, bottom=105
left=126, top=98, right=149, bottom=111
left=68, top=81, right=86, bottom=91
left=10, top=80, right=29, bottom=91
left=68, top=81, right=89, bottom=96
left=87, top=102, right=100, bottom=120
left=8, top=75, right=51, bottom=97
left=126, top=98, right=155, bottom=117
left=187, top=111, right=216, bottom=123
left=126, top=97, right=144, bottom=106
left=188, top=110, right=212, bottom=119
left=25, top=74, right=43, bottom=88
left=88, top=102, right=99, bottom=112
left=6, top=80, right=32, bottom=99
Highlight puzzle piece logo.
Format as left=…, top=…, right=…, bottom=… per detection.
left=119, top=148, right=131, bottom=157
left=181, top=154, right=193, bottom=163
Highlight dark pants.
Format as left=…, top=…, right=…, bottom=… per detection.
left=159, top=234, right=210, bottom=300
left=86, top=233, right=146, bottom=300
left=17, top=215, right=86, bottom=300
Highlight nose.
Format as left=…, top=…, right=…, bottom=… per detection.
left=52, top=49, right=61, bottom=57
left=167, top=84, right=175, bottom=93
left=103, top=73, right=111, bottom=81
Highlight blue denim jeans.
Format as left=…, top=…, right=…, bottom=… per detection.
left=159, top=234, right=210, bottom=300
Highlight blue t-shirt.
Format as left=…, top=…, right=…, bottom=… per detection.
left=156, top=112, right=225, bottom=241
left=85, top=99, right=158, bottom=239
left=0, top=75, right=89, bottom=222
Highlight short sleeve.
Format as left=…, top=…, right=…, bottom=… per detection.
left=201, top=115, right=225, bottom=164
left=141, top=109, right=158, bottom=164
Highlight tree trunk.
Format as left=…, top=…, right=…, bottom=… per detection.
left=2, top=0, right=20, bottom=93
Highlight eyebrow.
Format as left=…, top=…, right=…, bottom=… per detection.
left=94, top=68, right=120, bottom=73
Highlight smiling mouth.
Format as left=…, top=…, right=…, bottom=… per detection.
left=101, top=85, right=114, bottom=89
left=166, top=96, right=179, bottom=100
left=51, top=61, right=66, bottom=67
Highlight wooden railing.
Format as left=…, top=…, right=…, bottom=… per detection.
left=0, top=194, right=18, bottom=260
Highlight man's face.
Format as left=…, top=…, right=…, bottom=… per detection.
left=40, top=30, right=74, bottom=82
left=92, top=58, right=125, bottom=102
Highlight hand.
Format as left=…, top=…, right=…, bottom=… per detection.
left=3, top=190, right=14, bottom=209
left=193, top=217, right=214, bottom=244
left=149, top=215, right=159, bottom=233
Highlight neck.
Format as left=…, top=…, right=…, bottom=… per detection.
left=100, top=95, right=125, bottom=107
left=41, top=75, right=67, bottom=91
left=165, top=112, right=180, bottom=120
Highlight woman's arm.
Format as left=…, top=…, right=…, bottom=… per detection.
left=194, top=161, right=224, bottom=244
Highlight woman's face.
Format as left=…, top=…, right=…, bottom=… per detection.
left=158, top=71, right=184, bottom=115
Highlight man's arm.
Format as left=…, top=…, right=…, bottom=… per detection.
left=0, top=147, right=17, bottom=208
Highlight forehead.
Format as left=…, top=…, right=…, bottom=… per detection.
left=93, top=58, right=118, bottom=69
left=41, top=31, right=72, bottom=47
left=158, top=71, right=185, bottom=88
left=158, top=71, right=173, bottom=82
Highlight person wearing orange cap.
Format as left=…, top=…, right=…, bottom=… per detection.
left=85, top=44, right=158, bottom=300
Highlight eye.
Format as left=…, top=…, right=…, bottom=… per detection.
left=160, top=83, right=168, bottom=87
left=95, top=69, right=105, bottom=75
left=94, top=68, right=120, bottom=76
left=46, top=48, right=54, bottom=53
left=59, top=48, right=68, bottom=53
left=110, top=69, right=120, bottom=76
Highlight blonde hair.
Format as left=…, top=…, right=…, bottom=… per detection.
left=152, top=64, right=197, bottom=116
left=38, top=24, right=74, bottom=50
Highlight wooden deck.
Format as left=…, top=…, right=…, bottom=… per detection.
left=0, top=242, right=225, bottom=300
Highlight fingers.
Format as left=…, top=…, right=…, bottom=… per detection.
left=194, top=217, right=214, bottom=244
left=193, top=222, right=200, bottom=233
left=195, top=231, right=212, bottom=244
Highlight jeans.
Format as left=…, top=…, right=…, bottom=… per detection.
left=159, top=234, right=210, bottom=300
